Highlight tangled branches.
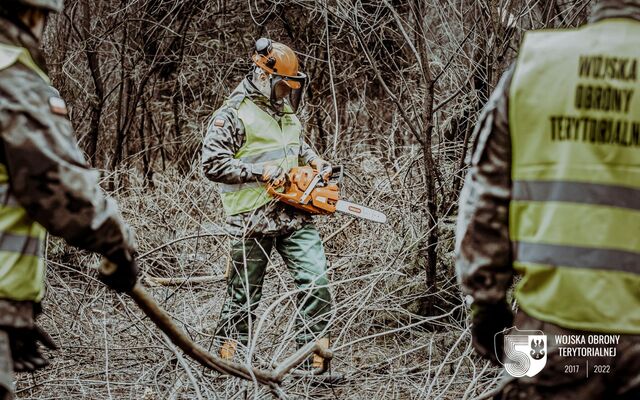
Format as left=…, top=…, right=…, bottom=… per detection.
left=19, top=0, right=596, bottom=399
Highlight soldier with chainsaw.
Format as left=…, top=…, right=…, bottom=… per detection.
left=456, top=0, right=640, bottom=398
left=0, top=1, right=138, bottom=398
left=202, top=38, right=333, bottom=369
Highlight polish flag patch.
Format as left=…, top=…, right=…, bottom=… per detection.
left=49, top=97, right=68, bottom=116
left=214, top=118, right=225, bottom=127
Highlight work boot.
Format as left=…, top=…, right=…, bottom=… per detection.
left=219, top=340, right=237, bottom=361
left=294, top=338, right=344, bottom=385
left=296, top=337, right=330, bottom=373
left=311, top=337, right=330, bottom=372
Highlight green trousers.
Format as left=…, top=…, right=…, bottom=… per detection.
left=216, top=224, right=332, bottom=346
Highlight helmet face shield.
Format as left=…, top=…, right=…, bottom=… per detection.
left=272, top=79, right=292, bottom=100
left=252, top=38, right=307, bottom=113
left=270, top=72, right=307, bottom=113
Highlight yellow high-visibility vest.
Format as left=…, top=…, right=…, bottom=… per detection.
left=0, top=43, right=49, bottom=301
left=219, top=99, right=301, bottom=215
left=509, top=18, right=640, bottom=333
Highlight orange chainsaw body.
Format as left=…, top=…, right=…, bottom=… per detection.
left=267, top=166, right=340, bottom=214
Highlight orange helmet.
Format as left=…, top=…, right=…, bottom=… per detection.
left=252, top=38, right=306, bottom=89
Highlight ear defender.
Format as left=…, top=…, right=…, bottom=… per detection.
left=255, top=37, right=273, bottom=55
left=255, top=38, right=277, bottom=70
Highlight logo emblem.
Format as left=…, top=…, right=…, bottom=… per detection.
left=497, top=328, right=547, bottom=377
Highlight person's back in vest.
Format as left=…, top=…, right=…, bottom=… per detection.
left=0, top=2, right=139, bottom=399
left=202, top=38, right=334, bottom=370
left=456, top=1, right=640, bottom=398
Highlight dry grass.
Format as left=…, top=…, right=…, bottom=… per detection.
left=13, top=163, right=502, bottom=399
left=16, top=0, right=598, bottom=398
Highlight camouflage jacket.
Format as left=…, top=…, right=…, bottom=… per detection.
left=455, top=3, right=640, bottom=305
left=202, top=77, right=319, bottom=238
left=0, top=18, right=135, bottom=323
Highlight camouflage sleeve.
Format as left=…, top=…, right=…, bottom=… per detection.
left=0, top=64, right=134, bottom=263
left=455, top=65, right=515, bottom=305
left=0, top=329, right=12, bottom=396
left=202, top=106, right=258, bottom=184
left=299, top=138, right=319, bottom=165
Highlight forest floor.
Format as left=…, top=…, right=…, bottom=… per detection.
left=14, top=165, right=502, bottom=399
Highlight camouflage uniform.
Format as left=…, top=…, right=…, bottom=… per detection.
left=0, top=331, right=10, bottom=400
left=203, top=77, right=319, bottom=238
left=0, top=16, right=134, bottom=399
left=456, top=2, right=640, bottom=398
left=202, top=77, right=332, bottom=348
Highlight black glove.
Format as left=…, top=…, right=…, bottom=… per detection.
left=7, top=325, right=58, bottom=372
left=99, top=250, right=139, bottom=292
left=470, top=301, right=514, bottom=364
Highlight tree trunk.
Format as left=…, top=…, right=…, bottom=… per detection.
left=82, top=0, right=104, bottom=167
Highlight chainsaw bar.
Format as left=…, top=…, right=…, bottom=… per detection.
left=335, top=200, right=387, bottom=223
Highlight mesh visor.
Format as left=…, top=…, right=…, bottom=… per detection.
left=271, top=72, right=307, bottom=113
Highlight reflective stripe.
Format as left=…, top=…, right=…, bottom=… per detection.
left=513, top=241, right=639, bottom=274
left=239, top=146, right=298, bottom=163
left=514, top=180, right=640, bottom=210
left=218, top=181, right=263, bottom=194
left=0, top=232, right=41, bottom=256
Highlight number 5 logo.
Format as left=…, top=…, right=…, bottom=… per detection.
left=496, top=328, right=547, bottom=377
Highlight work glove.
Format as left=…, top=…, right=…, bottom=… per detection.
left=309, top=158, right=332, bottom=182
left=6, top=325, right=58, bottom=372
left=470, top=301, right=514, bottom=365
left=259, top=165, right=286, bottom=187
left=99, top=249, right=139, bottom=293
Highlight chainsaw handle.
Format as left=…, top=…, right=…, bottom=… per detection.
left=330, top=165, right=343, bottom=186
left=266, top=184, right=298, bottom=201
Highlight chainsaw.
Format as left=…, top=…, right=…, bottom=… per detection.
left=266, top=165, right=387, bottom=223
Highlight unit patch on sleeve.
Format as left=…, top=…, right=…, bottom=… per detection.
left=49, top=97, right=68, bottom=116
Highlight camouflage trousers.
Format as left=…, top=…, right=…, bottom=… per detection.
left=495, top=311, right=640, bottom=400
left=0, top=330, right=13, bottom=400
left=216, top=224, right=332, bottom=347
left=0, top=299, right=35, bottom=400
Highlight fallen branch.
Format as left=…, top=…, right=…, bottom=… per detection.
left=100, top=260, right=333, bottom=393
left=144, top=275, right=225, bottom=286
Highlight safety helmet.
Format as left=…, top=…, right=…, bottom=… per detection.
left=252, top=38, right=308, bottom=112
left=7, top=0, right=63, bottom=12
left=252, top=38, right=306, bottom=88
